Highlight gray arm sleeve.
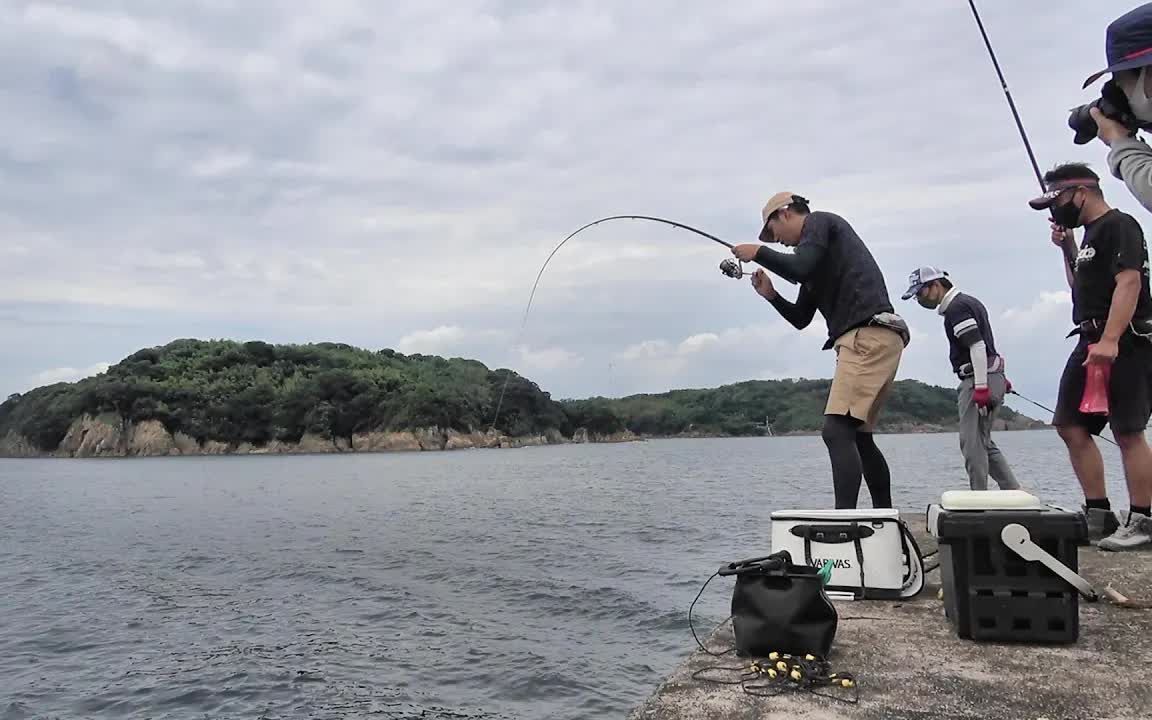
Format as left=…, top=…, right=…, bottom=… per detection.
left=1107, top=135, right=1152, bottom=214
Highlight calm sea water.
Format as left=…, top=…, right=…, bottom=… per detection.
left=0, top=432, right=1126, bottom=719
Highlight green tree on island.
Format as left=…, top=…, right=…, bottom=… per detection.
left=0, top=339, right=1042, bottom=454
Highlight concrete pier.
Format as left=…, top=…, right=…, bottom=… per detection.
left=629, top=520, right=1151, bottom=720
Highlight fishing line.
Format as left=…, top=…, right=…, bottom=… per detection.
left=1007, top=389, right=1057, bottom=418
left=486, top=215, right=779, bottom=434
left=1008, top=390, right=1121, bottom=448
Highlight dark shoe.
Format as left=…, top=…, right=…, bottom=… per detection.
left=1084, top=506, right=1120, bottom=543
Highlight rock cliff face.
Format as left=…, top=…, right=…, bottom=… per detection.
left=571, top=428, right=641, bottom=444
left=0, top=413, right=1039, bottom=459
left=0, top=414, right=585, bottom=458
left=0, top=431, right=39, bottom=457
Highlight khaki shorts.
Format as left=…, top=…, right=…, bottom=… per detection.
left=826, top=325, right=904, bottom=431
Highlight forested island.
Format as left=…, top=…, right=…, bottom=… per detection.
left=0, top=339, right=1045, bottom=458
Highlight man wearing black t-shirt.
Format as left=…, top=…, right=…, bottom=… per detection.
left=732, top=192, right=909, bottom=510
left=902, top=267, right=1019, bottom=492
left=1029, top=162, right=1152, bottom=551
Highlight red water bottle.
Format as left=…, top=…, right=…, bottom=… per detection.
left=1079, top=344, right=1111, bottom=415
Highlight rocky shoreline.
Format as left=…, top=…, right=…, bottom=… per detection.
left=0, top=413, right=1048, bottom=459
left=656, top=416, right=1046, bottom=439
left=0, top=413, right=644, bottom=459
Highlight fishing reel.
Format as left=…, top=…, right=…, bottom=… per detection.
left=719, top=258, right=752, bottom=280
left=720, top=256, right=798, bottom=286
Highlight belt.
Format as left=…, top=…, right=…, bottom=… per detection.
left=1067, top=317, right=1152, bottom=338
left=866, top=312, right=911, bottom=348
left=831, top=313, right=911, bottom=351
left=1073, top=318, right=1105, bottom=336
left=957, top=355, right=1004, bottom=379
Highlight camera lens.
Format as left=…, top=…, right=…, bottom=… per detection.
left=1068, top=101, right=1101, bottom=145
left=1069, top=81, right=1141, bottom=145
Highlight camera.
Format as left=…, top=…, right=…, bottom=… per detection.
left=1068, top=79, right=1145, bottom=145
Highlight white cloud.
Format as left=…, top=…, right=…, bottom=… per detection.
left=32, top=362, right=111, bottom=386
left=617, top=339, right=674, bottom=363
left=190, top=150, right=252, bottom=178
left=125, top=250, right=206, bottom=272
left=398, top=325, right=468, bottom=354
left=1000, top=291, right=1073, bottom=333
left=612, top=324, right=809, bottom=383
left=515, top=345, right=583, bottom=371
left=678, top=333, right=721, bottom=354
left=397, top=325, right=508, bottom=355
left=21, top=5, right=187, bottom=67
left=0, top=0, right=1143, bottom=402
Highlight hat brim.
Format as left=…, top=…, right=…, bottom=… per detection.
left=1083, top=55, right=1152, bottom=88
left=901, top=284, right=924, bottom=301
left=1030, top=177, right=1102, bottom=209
left=758, top=218, right=774, bottom=243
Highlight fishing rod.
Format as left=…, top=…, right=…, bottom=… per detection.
left=966, top=0, right=1046, bottom=191
left=486, top=215, right=783, bottom=433
left=963, top=2, right=1124, bottom=446
left=966, top=0, right=1082, bottom=271
left=1008, top=389, right=1120, bottom=447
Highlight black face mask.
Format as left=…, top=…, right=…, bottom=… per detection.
left=1050, top=194, right=1084, bottom=229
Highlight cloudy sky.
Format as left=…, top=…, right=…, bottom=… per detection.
left=0, top=1, right=1145, bottom=417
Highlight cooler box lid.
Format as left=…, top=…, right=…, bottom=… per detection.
left=927, top=492, right=1086, bottom=541
left=770, top=508, right=902, bottom=521
left=939, top=490, right=1045, bottom=511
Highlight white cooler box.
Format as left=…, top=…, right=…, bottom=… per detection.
left=770, top=508, right=925, bottom=600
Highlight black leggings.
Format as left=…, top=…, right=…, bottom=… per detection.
left=821, top=414, right=893, bottom=509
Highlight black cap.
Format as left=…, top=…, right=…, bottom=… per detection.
left=1027, top=177, right=1100, bottom=210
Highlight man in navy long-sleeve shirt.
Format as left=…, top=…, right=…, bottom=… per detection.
left=731, top=191, right=909, bottom=509
left=902, top=266, right=1019, bottom=492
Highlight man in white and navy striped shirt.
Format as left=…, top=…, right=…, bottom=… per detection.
left=903, top=266, right=1020, bottom=491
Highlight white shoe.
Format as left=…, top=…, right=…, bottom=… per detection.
left=1097, top=512, right=1152, bottom=552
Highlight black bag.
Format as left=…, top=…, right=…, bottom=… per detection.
left=719, top=550, right=838, bottom=658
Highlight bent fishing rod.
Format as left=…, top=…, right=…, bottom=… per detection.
left=486, top=214, right=790, bottom=433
